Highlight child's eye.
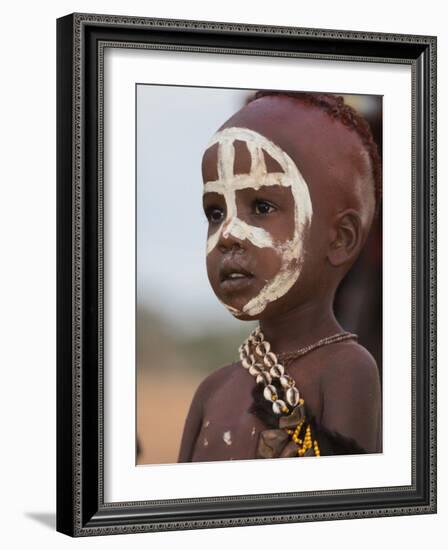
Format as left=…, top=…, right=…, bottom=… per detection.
left=254, top=200, right=276, bottom=215
left=205, top=207, right=225, bottom=224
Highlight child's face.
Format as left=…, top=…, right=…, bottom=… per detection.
left=202, top=127, right=313, bottom=319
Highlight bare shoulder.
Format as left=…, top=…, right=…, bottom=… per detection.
left=317, top=340, right=381, bottom=453
left=191, top=362, right=240, bottom=404
left=320, top=340, right=380, bottom=389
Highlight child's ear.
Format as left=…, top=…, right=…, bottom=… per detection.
left=327, top=209, right=364, bottom=267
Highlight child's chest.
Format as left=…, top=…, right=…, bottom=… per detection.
left=190, top=362, right=323, bottom=462
left=190, top=370, right=265, bottom=462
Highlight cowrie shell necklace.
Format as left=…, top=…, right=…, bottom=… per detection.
left=239, top=327, right=358, bottom=416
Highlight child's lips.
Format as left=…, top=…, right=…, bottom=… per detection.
left=220, top=275, right=255, bottom=292
left=219, top=264, right=255, bottom=292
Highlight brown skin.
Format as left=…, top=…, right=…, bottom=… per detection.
left=178, top=96, right=381, bottom=462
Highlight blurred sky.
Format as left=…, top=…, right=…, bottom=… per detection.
left=137, top=85, right=254, bottom=336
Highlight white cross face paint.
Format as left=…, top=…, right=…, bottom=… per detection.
left=204, top=127, right=313, bottom=317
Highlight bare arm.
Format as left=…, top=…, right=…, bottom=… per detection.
left=177, top=364, right=235, bottom=462
left=320, top=345, right=381, bottom=453
left=177, top=379, right=206, bottom=463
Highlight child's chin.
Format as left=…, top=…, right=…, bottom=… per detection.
left=230, top=311, right=257, bottom=322
left=219, top=299, right=258, bottom=321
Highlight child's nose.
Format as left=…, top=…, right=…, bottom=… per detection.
left=218, top=217, right=246, bottom=252
left=222, top=216, right=237, bottom=238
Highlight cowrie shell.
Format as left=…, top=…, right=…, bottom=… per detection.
left=255, top=341, right=271, bottom=356
left=263, top=352, right=277, bottom=367
left=249, top=365, right=262, bottom=376
left=263, top=384, right=277, bottom=401
left=286, top=386, right=300, bottom=407
left=272, top=400, right=287, bottom=415
left=280, top=375, right=293, bottom=388
left=270, top=364, right=285, bottom=378
left=256, top=372, right=272, bottom=385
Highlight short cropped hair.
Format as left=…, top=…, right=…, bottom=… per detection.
left=250, top=91, right=382, bottom=217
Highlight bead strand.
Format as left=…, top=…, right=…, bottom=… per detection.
left=239, top=327, right=355, bottom=458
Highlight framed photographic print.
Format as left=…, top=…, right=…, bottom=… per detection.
left=56, top=13, right=437, bottom=536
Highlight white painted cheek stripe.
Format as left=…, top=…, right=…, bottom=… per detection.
left=206, top=219, right=274, bottom=254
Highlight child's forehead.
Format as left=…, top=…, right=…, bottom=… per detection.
left=202, top=127, right=294, bottom=182
left=202, top=95, right=370, bottom=193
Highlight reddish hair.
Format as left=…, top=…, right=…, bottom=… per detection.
left=250, top=91, right=382, bottom=217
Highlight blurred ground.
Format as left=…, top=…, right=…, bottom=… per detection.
left=137, top=369, right=203, bottom=465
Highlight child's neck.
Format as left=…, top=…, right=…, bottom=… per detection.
left=259, top=294, right=343, bottom=354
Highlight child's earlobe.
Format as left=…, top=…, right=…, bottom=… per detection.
left=327, top=209, right=363, bottom=267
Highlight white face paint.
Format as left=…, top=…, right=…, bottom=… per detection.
left=204, top=127, right=313, bottom=317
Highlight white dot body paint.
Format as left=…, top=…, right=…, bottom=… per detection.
left=204, top=127, right=313, bottom=317
left=223, top=431, right=232, bottom=446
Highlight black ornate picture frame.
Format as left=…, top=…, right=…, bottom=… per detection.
left=56, top=13, right=437, bottom=537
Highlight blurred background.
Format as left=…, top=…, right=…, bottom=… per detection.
left=136, top=85, right=382, bottom=465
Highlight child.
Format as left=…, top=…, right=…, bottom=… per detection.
left=178, top=91, right=382, bottom=462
